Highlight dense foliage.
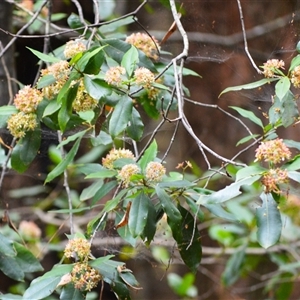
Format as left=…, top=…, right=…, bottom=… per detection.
left=1, top=1, right=300, bottom=299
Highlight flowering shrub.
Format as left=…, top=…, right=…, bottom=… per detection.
left=2, top=1, right=300, bottom=300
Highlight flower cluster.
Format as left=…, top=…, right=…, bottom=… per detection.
left=64, top=238, right=91, bottom=261
left=64, top=40, right=86, bottom=59
left=145, top=161, right=166, bottom=182
left=72, top=79, right=98, bottom=113
left=291, top=65, right=300, bottom=88
left=104, top=66, right=126, bottom=86
left=18, top=220, right=41, bottom=241
left=7, top=112, right=38, bottom=138
left=118, top=164, right=141, bottom=187
left=134, top=67, right=155, bottom=89
left=40, top=60, right=70, bottom=100
left=255, top=139, right=291, bottom=165
left=125, top=32, right=160, bottom=60
left=102, top=148, right=135, bottom=169
left=262, top=59, right=285, bottom=78
left=71, top=262, right=101, bottom=291
left=261, top=168, right=289, bottom=193
left=14, top=85, right=42, bottom=113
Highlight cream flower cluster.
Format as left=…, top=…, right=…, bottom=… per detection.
left=255, top=139, right=291, bottom=193
left=262, top=59, right=285, bottom=78
left=102, top=148, right=135, bottom=169
left=125, top=32, right=160, bottom=60
left=64, top=40, right=87, bottom=59
left=255, top=139, right=291, bottom=164
left=291, top=65, right=300, bottom=88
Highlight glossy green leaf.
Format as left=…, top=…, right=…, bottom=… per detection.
left=45, top=135, right=82, bottom=183
left=119, top=271, right=141, bottom=290
left=84, top=75, right=111, bottom=100
left=155, top=186, right=182, bottom=224
left=58, top=82, right=79, bottom=132
left=0, top=105, right=17, bottom=127
left=37, top=74, right=56, bottom=89
left=289, top=54, right=300, bottom=71
left=167, top=205, right=202, bottom=273
left=13, top=242, right=43, bottom=273
left=42, top=100, right=61, bottom=117
left=198, top=175, right=261, bottom=205
left=11, top=128, right=41, bottom=173
left=256, top=193, right=282, bottom=249
left=128, top=192, right=149, bottom=238
left=90, top=258, right=132, bottom=299
left=204, top=203, right=238, bottom=221
left=60, top=284, right=85, bottom=300
left=281, top=91, right=299, bottom=127
left=0, top=294, right=23, bottom=299
left=141, top=198, right=157, bottom=246
left=101, top=39, right=156, bottom=72
left=58, top=128, right=90, bottom=148
left=27, top=47, right=61, bottom=63
left=80, top=180, right=104, bottom=201
left=222, top=246, right=246, bottom=286
left=85, top=169, right=117, bottom=179
left=23, top=268, right=71, bottom=299
left=0, top=232, right=16, bottom=257
left=109, top=95, right=132, bottom=138
left=284, top=155, right=300, bottom=171
left=138, top=139, right=157, bottom=171
left=0, top=254, right=24, bottom=281
left=76, top=46, right=105, bottom=74
left=91, top=131, right=113, bottom=146
left=236, top=134, right=260, bottom=146
left=219, top=77, right=279, bottom=96
left=235, top=165, right=266, bottom=181
left=230, top=106, right=263, bottom=128
left=126, top=107, right=144, bottom=141
left=287, top=170, right=300, bottom=183
left=91, top=180, right=118, bottom=206
left=115, top=210, right=137, bottom=247
left=275, top=77, right=290, bottom=101
left=121, top=45, right=139, bottom=77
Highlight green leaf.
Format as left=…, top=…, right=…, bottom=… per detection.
left=0, top=232, right=16, bottom=257
left=109, top=95, right=133, bottom=138
left=85, top=169, right=117, bottom=179
left=167, top=205, right=202, bottom=273
left=45, top=135, right=82, bottom=183
left=58, top=82, right=79, bottom=132
left=219, top=77, right=279, bottom=97
left=281, top=91, right=299, bottom=127
left=0, top=105, right=17, bottom=127
left=285, top=155, right=300, bottom=171
left=236, top=134, right=260, bottom=146
left=275, top=77, right=290, bottom=101
left=84, top=75, right=111, bottom=100
left=91, top=180, right=118, bottom=206
left=76, top=46, right=106, bottom=74
left=141, top=198, right=157, bottom=245
left=256, top=193, right=282, bottom=249
left=60, top=284, right=85, bottom=300
left=138, top=139, right=157, bottom=171
left=222, top=246, right=246, bottom=286
left=23, top=264, right=73, bottom=300
left=230, top=106, right=263, bottom=128
left=198, top=175, right=261, bottom=205
left=27, top=47, right=61, bottom=63
left=13, top=242, right=43, bottom=273
left=11, top=129, right=41, bottom=173
left=287, top=170, right=300, bottom=183
left=37, top=74, right=56, bottom=89
left=80, top=180, right=103, bottom=201
left=126, top=107, right=144, bottom=141
left=121, top=45, right=139, bottom=77
left=42, top=100, right=61, bottom=117
left=204, top=203, right=238, bottom=221
left=235, top=165, right=266, bottom=181
left=155, top=186, right=182, bottom=224
left=289, top=54, right=300, bottom=71
left=0, top=254, right=24, bottom=281
left=128, top=192, right=149, bottom=238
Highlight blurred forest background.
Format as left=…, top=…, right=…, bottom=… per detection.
left=1, top=0, right=300, bottom=299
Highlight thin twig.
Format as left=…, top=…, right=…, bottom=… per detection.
left=57, top=131, right=74, bottom=235
left=236, top=0, right=262, bottom=74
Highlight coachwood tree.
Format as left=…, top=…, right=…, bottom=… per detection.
left=1, top=1, right=300, bottom=299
